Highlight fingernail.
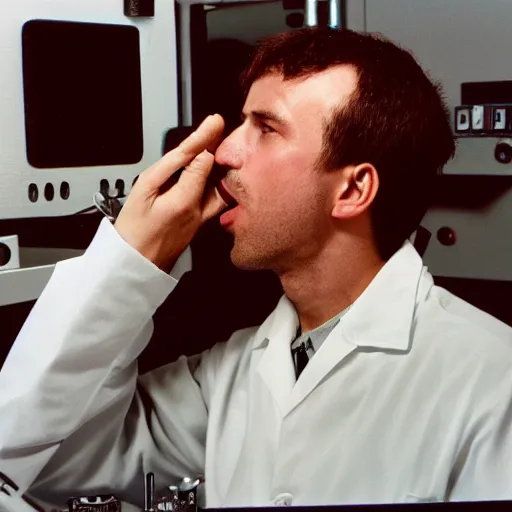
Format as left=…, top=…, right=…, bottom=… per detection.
left=195, top=150, right=211, bottom=162
left=215, top=185, right=228, bottom=207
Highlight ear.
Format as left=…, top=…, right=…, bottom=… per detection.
left=331, top=163, right=379, bottom=220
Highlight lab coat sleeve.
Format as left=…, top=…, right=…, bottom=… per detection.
left=449, top=369, right=512, bottom=501
left=0, top=218, right=209, bottom=506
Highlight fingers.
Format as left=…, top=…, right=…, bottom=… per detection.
left=175, top=150, right=215, bottom=202
left=205, top=120, right=227, bottom=154
left=163, top=149, right=227, bottom=221
left=202, top=185, right=229, bottom=221
left=143, top=115, right=225, bottom=191
left=177, top=114, right=224, bottom=160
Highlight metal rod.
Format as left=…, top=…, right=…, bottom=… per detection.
left=305, top=0, right=318, bottom=27
left=145, top=472, right=155, bottom=512
left=328, top=0, right=346, bottom=29
left=179, top=4, right=193, bottom=126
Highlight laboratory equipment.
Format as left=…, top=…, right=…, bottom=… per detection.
left=0, top=0, right=178, bottom=222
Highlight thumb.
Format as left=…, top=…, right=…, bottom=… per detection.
left=202, top=186, right=229, bottom=222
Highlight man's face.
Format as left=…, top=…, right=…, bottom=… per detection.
left=215, top=65, right=358, bottom=272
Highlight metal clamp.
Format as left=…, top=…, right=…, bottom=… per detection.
left=153, top=476, right=202, bottom=512
left=92, top=192, right=126, bottom=223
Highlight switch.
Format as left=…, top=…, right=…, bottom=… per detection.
left=455, top=107, right=470, bottom=132
left=273, top=493, right=293, bottom=506
left=471, top=105, right=484, bottom=131
left=493, top=108, right=507, bottom=131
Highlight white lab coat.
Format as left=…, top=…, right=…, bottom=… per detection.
left=1, top=219, right=512, bottom=508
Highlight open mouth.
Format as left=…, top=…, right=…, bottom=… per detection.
left=216, top=181, right=239, bottom=211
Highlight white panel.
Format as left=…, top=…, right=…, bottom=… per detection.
left=0, top=248, right=84, bottom=306
left=346, top=0, right=365, bottom=31
left=0, top=0, right=178, bottom=220
left=420, top=199, right=512, bottom=281
left=0, top=235, right=20, bottom=271
left=366, top=0, right=512, bottom=177
left=365, top=0, right=512, bottom=111
left=365, top=0, right=512, bottom=280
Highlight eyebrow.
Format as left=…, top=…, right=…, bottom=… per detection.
left=241, top=109, right=289, bottom=127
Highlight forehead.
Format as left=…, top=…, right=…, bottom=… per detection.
left=244, top=65, right=358, bottom=128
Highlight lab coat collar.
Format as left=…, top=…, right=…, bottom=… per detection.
left=252, top=295, right=298, bottom=351
left=253, top=240, right=427, bottom=352
left=252, top=241, right=430, bottom=415
left=341, top=240, right=427, bottom=352
left=253, top=296, right=299, bottom=413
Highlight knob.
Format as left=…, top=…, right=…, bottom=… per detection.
left=437, top=226, right=456, bottom=246
left=0, top=243, right=11, bottom=267
left=494, top=139, right=512, bottom=164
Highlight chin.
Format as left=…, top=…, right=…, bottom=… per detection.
left=229, top=253, right=264, bottom=271
left=229, top=245, right=270, bottom=271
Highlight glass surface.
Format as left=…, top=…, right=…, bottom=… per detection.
left=22, top=19, right=143, bottom=169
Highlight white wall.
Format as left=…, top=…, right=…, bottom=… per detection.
left=359, top=0, right=512, bottom=280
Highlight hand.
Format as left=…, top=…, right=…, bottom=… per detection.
left=115, top=114, right=228, bottom=271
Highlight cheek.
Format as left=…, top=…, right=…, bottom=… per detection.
left=258, top=151, right=317, bottom=196
left=250, top=172, right=323, bottom=221
left=242, top=138, right=322, bottom=205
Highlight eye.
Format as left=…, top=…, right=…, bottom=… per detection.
left=260, top=123, right=275, bottom=134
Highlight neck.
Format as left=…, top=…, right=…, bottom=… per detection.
left=278, top=238, right=385, bottom=334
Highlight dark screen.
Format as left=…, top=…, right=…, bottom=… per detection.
left=22, top=20, right=143, bottom=169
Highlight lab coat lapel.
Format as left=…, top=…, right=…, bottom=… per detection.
left=255, top=296, right=298, bottom=415
left=285, top=325, right=357, bottom=415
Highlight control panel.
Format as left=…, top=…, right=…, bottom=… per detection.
left=0, top=0, right=178, bottom=220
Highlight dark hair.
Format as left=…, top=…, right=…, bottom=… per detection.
left=240, top=27, right=456, bottom=260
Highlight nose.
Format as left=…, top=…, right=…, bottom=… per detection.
left=215, top=126, right=243, bottom=169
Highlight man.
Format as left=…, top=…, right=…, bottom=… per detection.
left=1, top=27, right=512, bottom=507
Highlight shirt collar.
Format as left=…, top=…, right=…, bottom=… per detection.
left=252, top=240, right=430, bottom=352
left=292, top=309, right=347, bottom=351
